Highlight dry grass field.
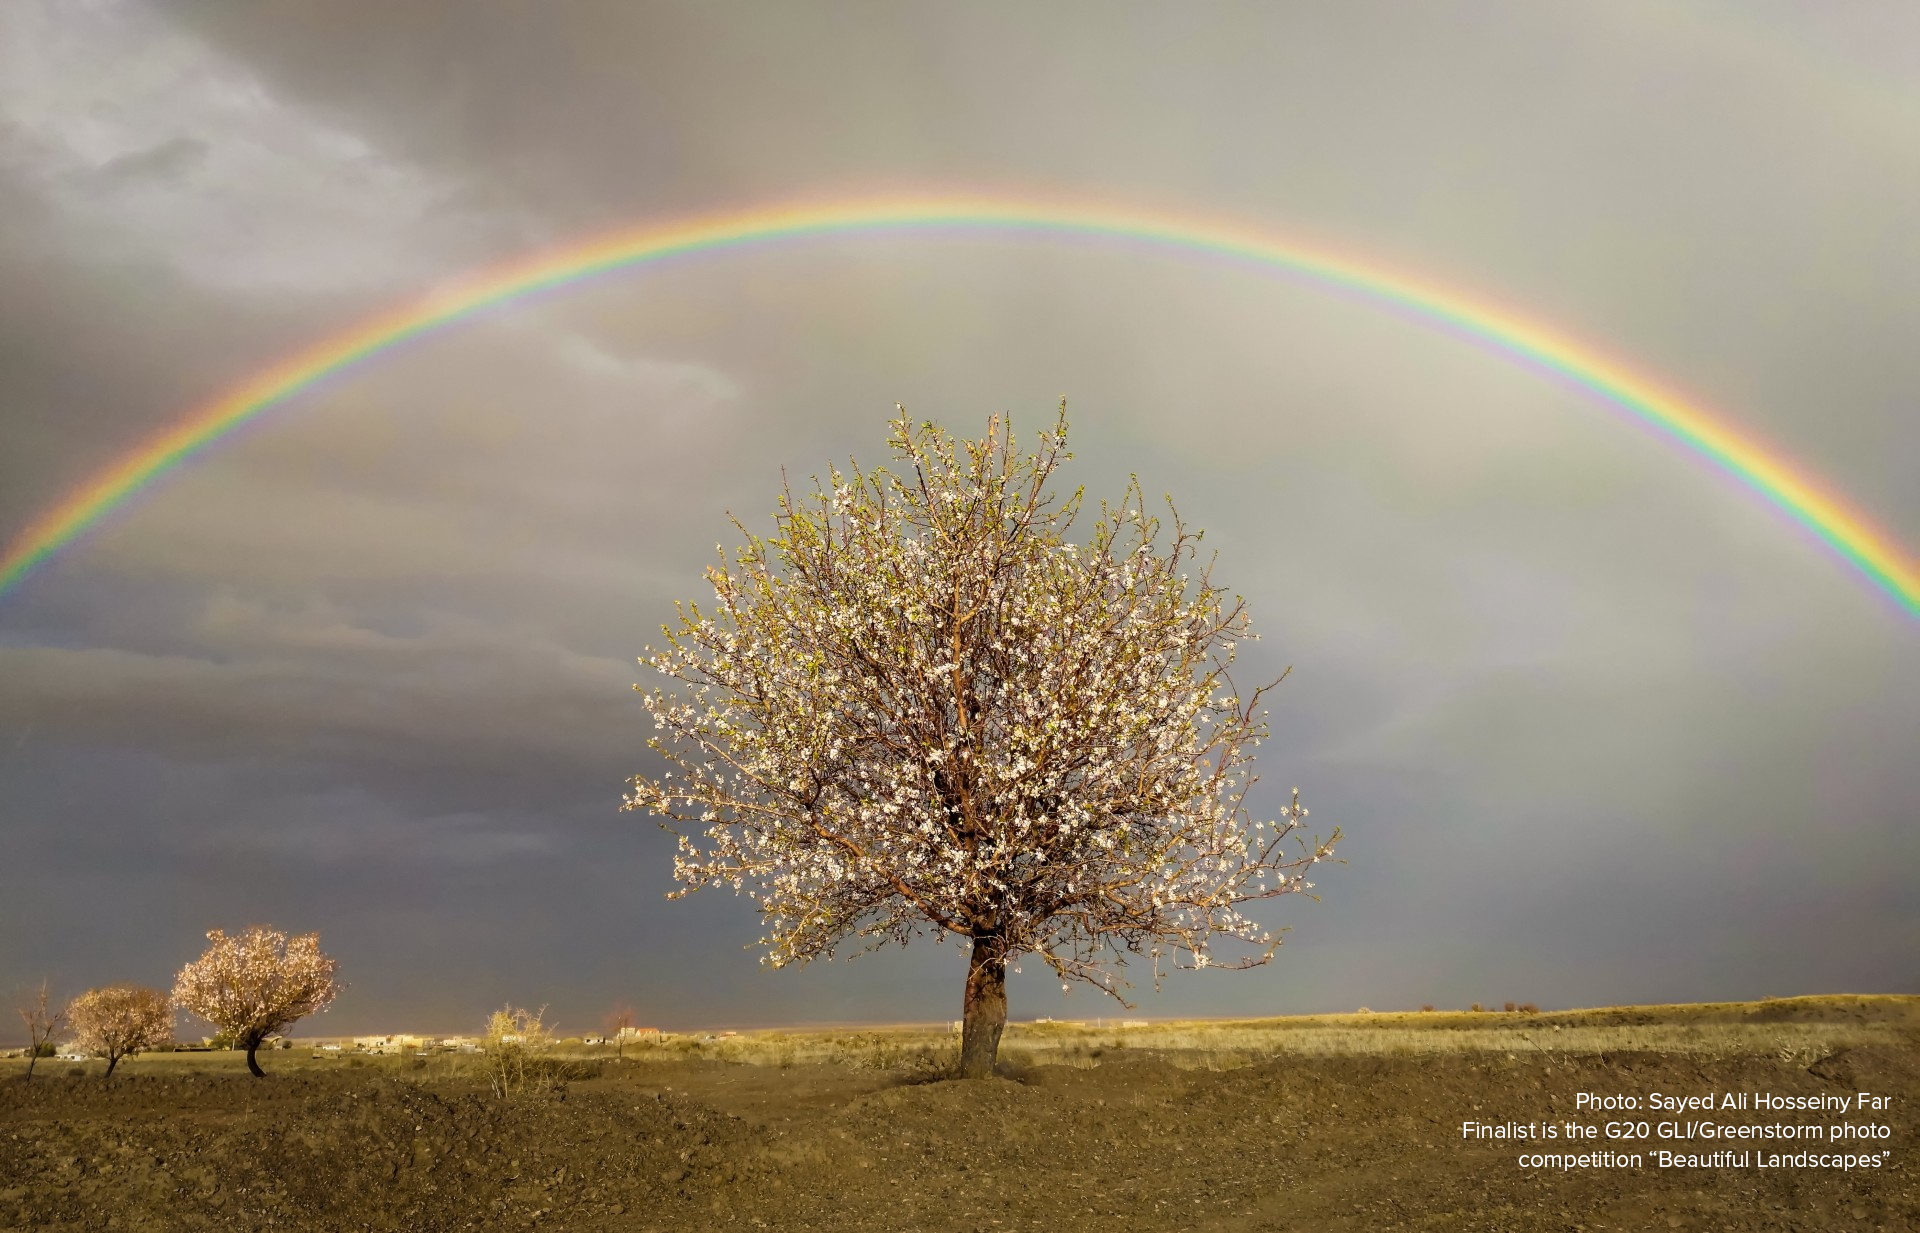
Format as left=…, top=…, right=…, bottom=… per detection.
left=641, top=994, right=1915, bottom=1071
left=2, top=994, right=1913, bottom=1231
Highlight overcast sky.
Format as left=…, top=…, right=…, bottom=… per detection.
left=2, top=1, right=1915, bottom=1038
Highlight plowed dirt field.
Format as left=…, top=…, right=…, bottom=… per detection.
left=4, top=1000, right=1914, bottom=1231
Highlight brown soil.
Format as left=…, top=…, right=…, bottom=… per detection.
left=3, top=1028, right=1914, bottom=1231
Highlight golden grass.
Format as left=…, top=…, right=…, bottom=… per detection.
left=601, top=993, right=1916, bottom=1073
left=9, top=994, right=1909, bottom=1079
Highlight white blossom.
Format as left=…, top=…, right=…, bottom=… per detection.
left=66, top=985, right=172, bottom=1077
left=624, top=403, right=1341, bottom=1056
left=172, top=926, right=341, bottom=1076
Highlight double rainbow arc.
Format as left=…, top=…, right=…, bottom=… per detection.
left=1, top=194, right=1915, bottom=617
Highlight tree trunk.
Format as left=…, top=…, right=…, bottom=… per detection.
left=23, top=1051, right=37, bottom=1082
left=103, top=1053, right=119, bottom=1079
left=958, top=934, right=1008, bottom=1079
left=244, top=1037, right=266, bottom=1078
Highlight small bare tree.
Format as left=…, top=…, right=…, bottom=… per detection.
left=625, top=405, right=1339, bottom=1077
left=171, top=926, right=341, bottom=1077
left=66, top=985, right=172, bottom=1078
left=604, top=1004, right=637, bottom=1059
left=15, top=980, right=66, bottom=1081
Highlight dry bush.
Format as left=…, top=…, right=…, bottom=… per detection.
left=482, top=1005, right=570, bottom=1100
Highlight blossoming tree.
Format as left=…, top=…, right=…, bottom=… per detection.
left=625, top=404, right=1339, bottom=1077
left=66, top=984, right=172, bottom=1078
left=172, top=926, right=341, bottom=1077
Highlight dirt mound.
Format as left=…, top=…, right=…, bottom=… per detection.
left=1, top=1072, right=746, bottom=1231
left=3, top=1035, right=1914, bottom=1231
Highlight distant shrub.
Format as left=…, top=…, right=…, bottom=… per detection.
left=1470, top=1003, right=1484, bottom=1013
left=483, top=1005, right=567, bottom=1100
left=32, top=1042, right=57, bottom=1058
left=1519, top=1003, right=1539, bottom=1014
left=1420, top=1005, right=1435, bottom=1013
left=1504, top=1001, right=1517, bottom=1013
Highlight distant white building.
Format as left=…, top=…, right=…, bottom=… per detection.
left=352, top=1034, right=424, bottom=1054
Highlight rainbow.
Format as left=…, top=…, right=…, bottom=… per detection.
left=2, top=193, right=1916, bottom=616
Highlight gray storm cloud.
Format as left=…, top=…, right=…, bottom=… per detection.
left=1, top=0, right=1913, bottom=1034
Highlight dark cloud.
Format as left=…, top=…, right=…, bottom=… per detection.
left=1, top=1, right=1914, bottom=1035
left=89, top=136, right=209, bottom=187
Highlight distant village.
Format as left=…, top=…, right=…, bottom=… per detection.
left=2, top=1024, right=707, bottom=1060
left=306, top=1024, right=679, bottom=1056
left=4, top=1019, right=1171, bottom=1059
